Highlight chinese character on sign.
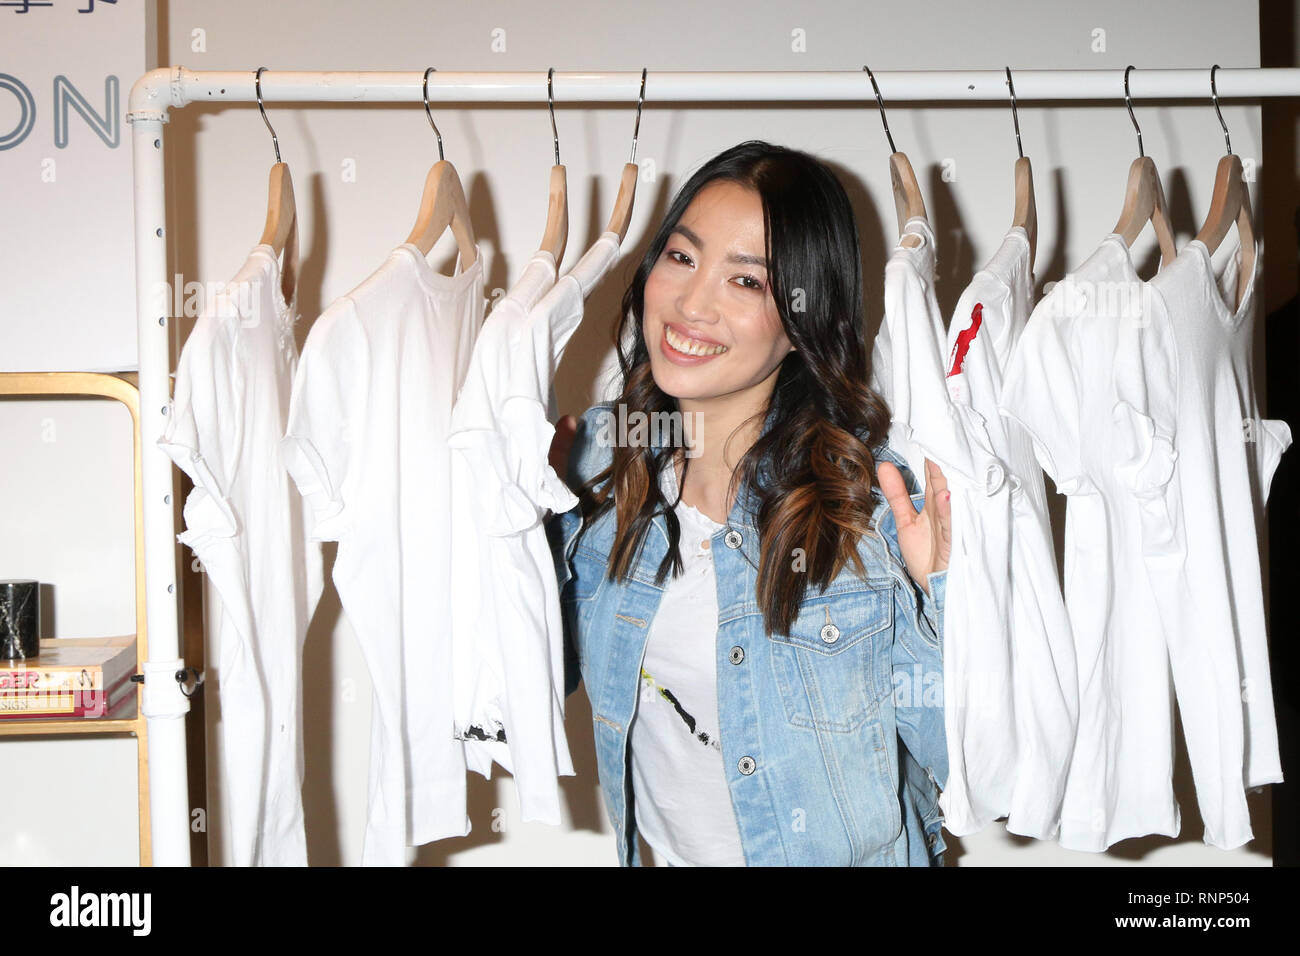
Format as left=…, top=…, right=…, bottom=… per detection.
left=79, top=0, right=118, bottom=11
left=1, top=1, right=55, bottom=13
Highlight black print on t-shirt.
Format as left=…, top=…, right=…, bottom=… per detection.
left=642, top=666, right=716, bottom=749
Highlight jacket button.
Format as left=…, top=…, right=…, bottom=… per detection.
left=820, top=623, right=840, bottom=644
left=738, top=756, right=756, bottom=775
left=729, top=645, right=744, bottom=664
left=724, top=529, right=743, bottom=549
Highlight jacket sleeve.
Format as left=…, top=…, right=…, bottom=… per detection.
left=548, top=404, right=611, bottom=699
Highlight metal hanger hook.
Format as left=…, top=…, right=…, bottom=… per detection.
left=863, top=66, right=897, bottom=155
left=1005, top=66, right=1023, bottom=160
left=547, top=67, right=561, bottom=166
left=1124, top=64, right=1144, bottom=159
left=422, top=67, right=445, bottom=162
left=1210, top=64, right=1232, bottom=155
left=254, top=67, right=281, bottom=164
left=630, top=68, right=647, bottom=165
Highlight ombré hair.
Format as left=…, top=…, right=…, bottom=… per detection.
left=574, top=140, right=892, bottom=636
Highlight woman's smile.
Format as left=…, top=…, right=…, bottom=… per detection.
left=660, top=321, right=729, bottom=364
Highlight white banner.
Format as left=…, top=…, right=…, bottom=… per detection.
left=0, top=0, right=145, bottom=372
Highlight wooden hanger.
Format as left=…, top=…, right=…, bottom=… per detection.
left=1114, top=158, right=1177, bottom=268
left=602, top=68, right=647, bottom=242
left=539, top=69, right=568, bottom=263
left=865, top=67, right=928, bottom=248
left=605, top=163, right=638, bottom=241
left=404, top=68, right=477, bottom=271
left=1193, top=65, right=1255, bottom=312
left=1005, top=68, right=1037, bottom=272
left=889, top=154, right=928, bottom=245
left=254, top=68, right=298, bottom=305
left=259, top=164, right=296, bottom=259
left=540, top=166, right=569, bottom=262
left=1113, top=66, right=1178, bottom=268
left=1012, top=158, right=1037, bottom=273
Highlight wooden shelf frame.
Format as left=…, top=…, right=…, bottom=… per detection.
left=0, top=371, right=152, bottom=866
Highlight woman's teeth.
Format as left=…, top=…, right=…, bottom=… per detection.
left=665, top=325, right=728, bottom=356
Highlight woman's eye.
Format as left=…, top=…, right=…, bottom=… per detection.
left=667, top=249, right=693, bottom=267
left=735, top=275, right=764, bottom=291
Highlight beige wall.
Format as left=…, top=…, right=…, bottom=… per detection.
left=0, top=0, right=1282, bottom=866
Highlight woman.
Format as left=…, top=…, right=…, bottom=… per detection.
left=548, top=140, right=951, bottom=866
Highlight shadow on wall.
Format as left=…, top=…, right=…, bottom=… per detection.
left=300, top=540, right=341, bottom=865
left=1259, top=0, right=1299, bottom=870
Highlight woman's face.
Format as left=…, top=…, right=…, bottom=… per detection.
left=642, top=181, right=794, bottom=405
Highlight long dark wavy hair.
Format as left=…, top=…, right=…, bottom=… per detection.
left=574, top=139, right=892, bottom=636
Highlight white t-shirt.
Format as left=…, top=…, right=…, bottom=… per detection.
left=447, top=249, right=558, bottom=780
left=871, top=218, right=960, bottom=494
left=448, top=230, right=624, bottom=825
left=282, top=242, right=484, bottom=864
left=874, top=216, right=1022, bottom=837
left=629, top=458, right=746, bottom=867
left=943, top=226, right=1080, bottom=840
left=1112, top=234, right=1291, bottom=849
left=158, top=243, right=324, bottom=866
left=999, top=234, right=1180, bottom=852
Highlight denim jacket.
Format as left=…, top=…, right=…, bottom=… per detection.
left=547, top=402, right=949, bottom=866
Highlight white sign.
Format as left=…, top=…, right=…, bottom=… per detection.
left=0, top=0, right=146, bottom=372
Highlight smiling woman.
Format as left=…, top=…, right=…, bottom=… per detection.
left=548, top=139, right=952, bottom=867
left=647, top=185, right=794, bottom=410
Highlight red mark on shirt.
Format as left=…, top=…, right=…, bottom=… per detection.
left=947, top=302, right=983, bottom=377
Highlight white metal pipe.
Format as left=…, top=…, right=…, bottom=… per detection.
left=126, top=105, right=192, bottom=867
left=140, top=661, right=192, bottom=865
left=127, top=67, right=1300, bottom=118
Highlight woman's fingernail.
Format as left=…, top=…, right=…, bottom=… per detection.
left=945, top=491, right=951, bottom=501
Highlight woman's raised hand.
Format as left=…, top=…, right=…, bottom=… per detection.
left=874, top=457, right=951, bottom=597
left=549, top=414, right=579, bottom=482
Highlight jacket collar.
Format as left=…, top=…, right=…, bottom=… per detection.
left=643, top=403, right=902, bottom=551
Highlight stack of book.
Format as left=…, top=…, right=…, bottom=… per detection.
left=0, top=636, right=137, bottom=720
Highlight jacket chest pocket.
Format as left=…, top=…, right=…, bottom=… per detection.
left=765, top=580, right=894, bottom=733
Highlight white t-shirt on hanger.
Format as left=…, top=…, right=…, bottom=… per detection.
left=1112, top=233, right=1291, bottom=849
left=870, top=218, right=953, bottom=495
left=875, top=215, right=1021, bottom=837
left=999, top=234, right=1180, bottom=852
left=943, top=226, right=1079, bottom=840
left=447, top=248, right=559, bottom=781
left=158, top=243, right=324, bottom=866
left=282, top=241, right=484, bottom=865
left=448, top=230, right=624, bottom=826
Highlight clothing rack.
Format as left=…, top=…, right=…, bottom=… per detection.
left=125, top=65, right=1300, bottom=865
